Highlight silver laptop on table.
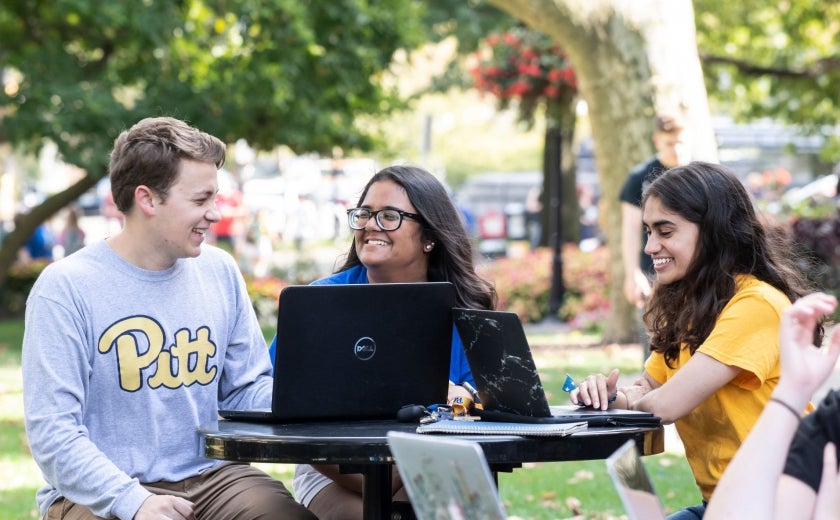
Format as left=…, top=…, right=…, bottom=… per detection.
left=388, top=431, right=507, bottom=520
left=606, top=440, right=667, bottom=520
left=220, top=282, right=456, bottom=422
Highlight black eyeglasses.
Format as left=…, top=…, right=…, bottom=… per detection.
left=346, top=207, right=424, bottom=231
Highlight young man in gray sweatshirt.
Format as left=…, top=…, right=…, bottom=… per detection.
left=22, top=116, right=315, bottom=520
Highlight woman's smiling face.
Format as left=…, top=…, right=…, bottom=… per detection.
left=353, top=179, right=429, bottom=284
left=642, top=195, right=699, bottom=285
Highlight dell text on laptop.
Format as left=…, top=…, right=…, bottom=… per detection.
left=221, top=282, right=456, bottom=422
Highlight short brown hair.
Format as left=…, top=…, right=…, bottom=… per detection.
left=108, top=117, right=226, bottom=213
left=654, top=114, right=686, bottom=134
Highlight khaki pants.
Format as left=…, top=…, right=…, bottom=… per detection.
left=45, top=462, right=316, bottom=520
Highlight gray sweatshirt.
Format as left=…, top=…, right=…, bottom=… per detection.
left=22, top=240, right=273, bottom=519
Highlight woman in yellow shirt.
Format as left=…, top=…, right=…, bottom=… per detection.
left=571, top=161, right=818, bottom=519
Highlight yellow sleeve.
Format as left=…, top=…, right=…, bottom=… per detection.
left=643, top=351, right=668, bottom=385
left=698, top=281, right=788, bottom=390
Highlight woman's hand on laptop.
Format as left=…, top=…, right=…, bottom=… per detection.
left=569, top=368, right=620, bottom=410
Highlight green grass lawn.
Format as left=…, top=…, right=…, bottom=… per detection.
left=1, top=319, right=699, bottom=519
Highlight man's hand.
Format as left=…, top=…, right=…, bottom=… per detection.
left=134, top=495, right=195, bottom=520
left=624, top=269, right=651, bottom=308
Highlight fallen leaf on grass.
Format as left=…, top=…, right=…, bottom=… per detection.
left=657, top=457, right=674, bottom=468
left=565, top=496, right=582, bottom=514
left=567, top=469, right=594, bottom=484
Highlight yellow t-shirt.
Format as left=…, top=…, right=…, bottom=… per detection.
left=644, top=274, right=792, bottom=501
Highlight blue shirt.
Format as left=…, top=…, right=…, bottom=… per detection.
left=25, top=224, right=54, bottom=260
left=267, top=264, right=474, bottom=387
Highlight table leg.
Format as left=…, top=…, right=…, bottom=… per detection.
left=361, top=464, right=392, bottom=520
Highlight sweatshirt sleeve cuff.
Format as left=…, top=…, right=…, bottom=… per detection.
left=113, top=485, right=153, bottom=520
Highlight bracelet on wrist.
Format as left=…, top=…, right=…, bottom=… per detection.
left=769, top=397, right=802, bottom=420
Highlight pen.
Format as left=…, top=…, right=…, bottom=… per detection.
left=461, top=381, right=481, bottom=404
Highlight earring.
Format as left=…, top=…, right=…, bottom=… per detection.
left=424, top=242, right=434, bottom=252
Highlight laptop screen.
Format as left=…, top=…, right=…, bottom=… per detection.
left=388, top=431, right=508, bottom=520
left=452, top=307, right=553, bottom=417
left=605, top=440, right=666, bottom=520
left=270, top=282, right=456, bottom=421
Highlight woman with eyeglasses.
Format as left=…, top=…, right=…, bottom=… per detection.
left=267, top=164, right=496, bottom=519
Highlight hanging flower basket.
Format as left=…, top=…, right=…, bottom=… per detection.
left=470, top=28, right=578, bottom=122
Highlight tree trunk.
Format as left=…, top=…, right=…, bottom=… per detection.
left=0, top=177, right=98, bottom=290
left=486, top=0, right=717, bottom=343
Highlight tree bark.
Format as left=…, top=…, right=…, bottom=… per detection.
left=0, top=177, right=97, bottom=290
left=486, top=0, right=717, bottom=343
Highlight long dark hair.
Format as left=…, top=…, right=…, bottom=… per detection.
left=336, top=165, right=496, bottom=310
left=642, top=161, right=816, bottom=366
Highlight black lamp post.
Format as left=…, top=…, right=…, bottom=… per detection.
left=545, top=127, right=565, bottom=320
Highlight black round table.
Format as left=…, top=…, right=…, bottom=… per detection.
left=201, top=419, right=664, bottom=520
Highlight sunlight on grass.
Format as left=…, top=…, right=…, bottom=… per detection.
left=499, top=453, right=698, bottom=519
left=253, top=463, right=299, bottom=499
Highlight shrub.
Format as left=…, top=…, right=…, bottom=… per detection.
left=2, top=261, right=287, bottom=326
left=477, top=244, right=610, bottom=329
left=2, top=259, right=51, bottom=316
left=788, top=216, right=840, bottom=299
left=244, top=275, right=288, bottom=327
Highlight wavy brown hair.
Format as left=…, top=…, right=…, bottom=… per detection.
left=642, top=161, right=817, bottom=367
left=336, top=165, right=496, bottom=310
left=109, top=117, right=226, bottom=213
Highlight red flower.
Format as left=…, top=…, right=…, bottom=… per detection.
left=502, top=32, right=521, bottom=47
left=517, top=63, right=541, bottom=77
left=470, top=28, right=577, bottom=105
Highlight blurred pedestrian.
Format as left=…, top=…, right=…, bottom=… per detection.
left=59, top=207, right=86, bottom=257
left=524, top=186, right=543, bottom=250
left=238, top=209, right=273, bottom=278
left=289, top=192, right=318, bottom=253
left=619, top=113, right=691, bottom=360
left=14, top=212, right=55, bottom=263
left=619, top=113, right=691, bottom=309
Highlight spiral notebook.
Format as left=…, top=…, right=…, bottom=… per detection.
left=416, top=419, right=587, bottom=437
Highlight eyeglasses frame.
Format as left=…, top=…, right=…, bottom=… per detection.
left=346, top=207, right=425, bottom=231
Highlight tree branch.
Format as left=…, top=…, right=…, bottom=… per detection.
left=700, top=52, right=840, bottom=78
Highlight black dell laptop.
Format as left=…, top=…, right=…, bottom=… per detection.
left=220, top=282, right=456, bottom=422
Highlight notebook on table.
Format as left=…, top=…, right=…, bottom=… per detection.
left=606, top=440, right=667, bottom=520
left=415, top=419, right=587, bottom=437
left=452, top=308, right=660, bottom=427
left=219, top=282, right=456, bottom=422
left=387, top=431, right=508, bottom=520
